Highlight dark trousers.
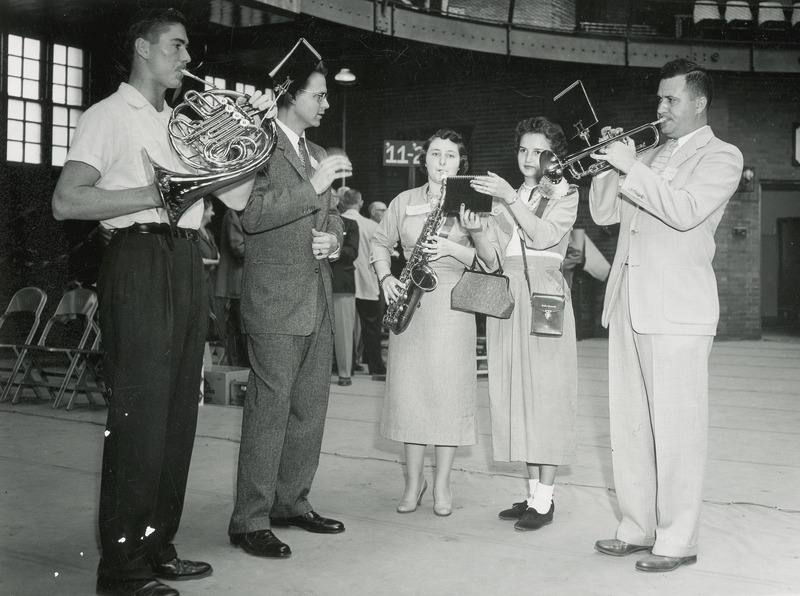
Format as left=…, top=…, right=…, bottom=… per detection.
left=224, top=298, right=249, bottom=367
left=228, top=280, right=333, bottom=534
left=356, top=297, right=385, bottom=375
left=97, top=233, right=206, bottom=580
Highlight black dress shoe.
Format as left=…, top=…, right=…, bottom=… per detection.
left=229, top=529, right=292, bottom=558
left=96, top=577, right=178, bottom=596
left=270, top=511, right=345, bottom=534
left=152, top=558, right=212, bottom=581
left=595, top=538, right=652, bottom=557
left=514, top=503, right=554, bottom=531
left=337, top=377, right=352, bottom=386
left=498, top=500, right=528, bottom=520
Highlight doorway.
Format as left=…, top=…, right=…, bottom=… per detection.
left=761, top=184, right=800, bottom=333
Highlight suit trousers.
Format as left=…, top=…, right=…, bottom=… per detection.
left=608, top=266, right=711, bottom=558
left=333, top=293, right=356, bottom=378
left=229, top=278, right=333, bottom=534
left=97, top=233, right=206, bottom=579
left=356, top=297, right=386, bottom=375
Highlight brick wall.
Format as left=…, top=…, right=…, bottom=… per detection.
left=322, top=60, right=799, bottom=339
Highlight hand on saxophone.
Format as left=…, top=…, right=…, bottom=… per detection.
left=421, top=234, right=457, bottom=262
left=381, top=275, right=405, bottom=303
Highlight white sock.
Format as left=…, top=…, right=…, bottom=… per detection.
left=526, top=479, right=539, bottom=507
left=531, top=483, right=554, bottom=514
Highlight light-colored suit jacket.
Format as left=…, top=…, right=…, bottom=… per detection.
left=589, top=126, right=743, bottom=335
left=240, top=126, right=344, bottom=336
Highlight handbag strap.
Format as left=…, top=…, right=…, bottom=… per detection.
left=469, top=253, right=504, bottom=276
left=519, top=189, right=550, bottom=300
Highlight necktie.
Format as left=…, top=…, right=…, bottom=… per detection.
left=650, top=139, right=678, bottom=174
left=298, top=138, right=313, bottom=179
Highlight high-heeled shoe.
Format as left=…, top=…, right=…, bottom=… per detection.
left=397, top=478, right=427, bottom=514
left=433, top=483, right=452, bottom=517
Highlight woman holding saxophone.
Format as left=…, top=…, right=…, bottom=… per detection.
left=370, top=128, right=485, bottom=516
left=468, top=116, right=579, bottom=531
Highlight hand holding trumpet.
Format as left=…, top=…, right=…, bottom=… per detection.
left=590, top=125, right=638, bottom=175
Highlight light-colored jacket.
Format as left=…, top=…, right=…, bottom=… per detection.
left=589, top=126, right=743, bottom=335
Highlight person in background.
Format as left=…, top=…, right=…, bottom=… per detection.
left=368, top=201, right=387, bottom=223
left=215, top=208, right=249, bottom=367
left=589, top=58, right=743, bottom=572
left=198, top=198, right=221, bottom=341
left=228, top=57, right=352, bottom=559
left=370, top=128, right=484, bottom=517
left=470, top=116, right=579, bottom=532
left=340, top=188, right=386, bottom=381
left=51, top=8, right=273, bottom=595
left=331, top=192, right=360, bottom=386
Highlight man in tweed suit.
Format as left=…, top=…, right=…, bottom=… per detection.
left=589, top=58, right=743, bottom=572
left=228, top=60, right=352, bottom=558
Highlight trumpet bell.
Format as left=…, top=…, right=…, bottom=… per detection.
left=540, top=151, right=563, bottom=184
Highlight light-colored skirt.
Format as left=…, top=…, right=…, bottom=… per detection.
left=487, top=255, right=578, bottom=464
left=380, top=264, right=477, bottom=446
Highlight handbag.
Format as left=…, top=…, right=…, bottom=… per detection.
left=519, top=195, right=566, bottom=337
left=451, top=257, right=515, bottom=319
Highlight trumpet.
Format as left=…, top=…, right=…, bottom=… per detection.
left=540, top=118, right=666, bottom=183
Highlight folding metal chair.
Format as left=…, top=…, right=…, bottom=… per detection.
left=10, top=288, right=98, bottom=406
left=0, top=287, right=47, bottom=402
left=59, top=313, right=106, bottom=410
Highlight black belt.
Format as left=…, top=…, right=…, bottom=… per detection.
left=114, top=223, right=198, bottom=241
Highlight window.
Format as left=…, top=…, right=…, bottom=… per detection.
left=235, top=82, right=256, bottom=96
left=3, top=34, right=87, bottom=166
left=204, top=75, right=226, bottom=90
left=6, top=35, right=42, bottom=163
left=51, top=44, right=85, bottom=166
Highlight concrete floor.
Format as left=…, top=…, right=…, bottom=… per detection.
left=2, top=335, right=800, bottom=595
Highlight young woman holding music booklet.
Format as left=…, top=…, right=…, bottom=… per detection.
left=370, top=128, right=489, bottom=517
left=468, top=116, right=579, bottom=531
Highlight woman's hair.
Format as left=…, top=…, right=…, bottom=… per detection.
left=418, top=128, right=469, bottom=176
left=124, top=7, right=187, bottom=68
left=514, top=117, right=569, bottom=161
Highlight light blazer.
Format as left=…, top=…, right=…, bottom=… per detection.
left=589, top=126, right=743, bottom=335
left=240, top=125, right=344, bottom=336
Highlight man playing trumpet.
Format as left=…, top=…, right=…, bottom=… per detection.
left=589, top=58, right=743, bottom=572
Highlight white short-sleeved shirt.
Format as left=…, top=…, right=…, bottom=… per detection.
left=66, top=82, right=201, bottom=230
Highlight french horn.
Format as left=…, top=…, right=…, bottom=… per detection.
left=147, top=69, right=281, bottom=230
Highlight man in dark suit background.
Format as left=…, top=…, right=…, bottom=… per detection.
left=331, top=195, right=360, bottom=387
left=228, top=58, right=352, bottom=558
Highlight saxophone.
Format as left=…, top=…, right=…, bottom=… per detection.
left=383, top=179, right=448, bottom=335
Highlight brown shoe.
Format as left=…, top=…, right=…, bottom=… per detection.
left=635, top=554, right=697, bottom=572
left=595, top=538, right=652, bottom=557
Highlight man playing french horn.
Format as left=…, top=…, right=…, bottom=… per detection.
left=52, top=8, right=275, bottom=596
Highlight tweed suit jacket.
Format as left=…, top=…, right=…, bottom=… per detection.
left=589, top=126, right=743, bottom=335
left=240, top=125, right=344, bottom=336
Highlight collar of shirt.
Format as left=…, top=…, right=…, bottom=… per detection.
left=117, top=82, right=169, bottom=119
left=673, top=124, right=708, bottom=150
left=275, top=117, right=318, bottom=169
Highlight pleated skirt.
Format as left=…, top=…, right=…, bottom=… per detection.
left=486, top=255, right=578, bottom=464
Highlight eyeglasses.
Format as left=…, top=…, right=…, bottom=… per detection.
left=297, top=89, right=328, bottom=104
